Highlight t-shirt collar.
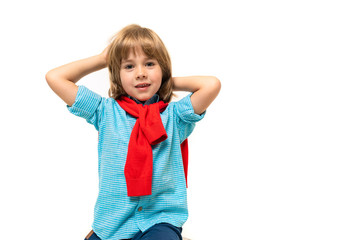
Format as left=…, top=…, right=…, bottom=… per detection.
left=128, top=94, right=160, bottom=105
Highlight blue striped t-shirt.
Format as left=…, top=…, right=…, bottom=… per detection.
left=67, top=86, right=204, bottom=240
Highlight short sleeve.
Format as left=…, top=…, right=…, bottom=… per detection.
left=173, top=93, right=205, bottom=142
left=66, top=85, right=105, bottom=131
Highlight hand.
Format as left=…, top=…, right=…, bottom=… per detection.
left=99, top=45, right=110, bottom=67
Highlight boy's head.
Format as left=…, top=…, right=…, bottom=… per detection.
left=107, top=24, right=173, bottom=102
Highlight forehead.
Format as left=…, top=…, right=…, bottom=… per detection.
left=124, top=46, right=148, bottom=60
left=120, top=34, right=157, bottom=57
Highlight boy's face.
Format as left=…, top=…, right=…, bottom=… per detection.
left=120, top=47, right=162, bottom=102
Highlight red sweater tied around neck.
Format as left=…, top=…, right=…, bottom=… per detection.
left=117, top=96, right=188, bottom=197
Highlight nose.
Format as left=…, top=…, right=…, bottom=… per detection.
left=136, top=66, right=147, bottom=80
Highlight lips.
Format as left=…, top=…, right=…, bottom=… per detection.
left=135, top=83, right=151, bottom=88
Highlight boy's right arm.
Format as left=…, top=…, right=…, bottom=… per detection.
left=45, top=47, right=108, bottom=106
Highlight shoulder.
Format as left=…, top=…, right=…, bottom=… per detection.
left=75, top=85, right=117, bottom=106
left=168, top=93, right=205, bottom=123
left=67, top=85, right=118, bottom=117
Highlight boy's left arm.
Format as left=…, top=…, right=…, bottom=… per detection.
left=173, top=76, right=221, bottom=114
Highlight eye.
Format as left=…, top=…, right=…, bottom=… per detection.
left=145, top=61, right=155, bottom=67
left=124, top=64, right=134, bottom=69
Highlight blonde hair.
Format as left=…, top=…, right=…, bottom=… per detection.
left=107, top=24, right=173, bottom=102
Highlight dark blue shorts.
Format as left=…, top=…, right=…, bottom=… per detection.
left=85, top=223, right=182, bottom=240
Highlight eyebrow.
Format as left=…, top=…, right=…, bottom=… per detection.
left=122, top=57, right=155, bottom=64
left=121, top=59, right=133, bottom=64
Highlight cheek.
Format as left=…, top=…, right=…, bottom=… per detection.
left=120, top=72, right=132, bottom=89
left=120, top=70, right=127, bottom=80
left=153, top=68, right=163, bottom=85
left=156, top=73, right=163, bottom=84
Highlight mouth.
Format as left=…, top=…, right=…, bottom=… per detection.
left=135, top=83, right=151, bottom=88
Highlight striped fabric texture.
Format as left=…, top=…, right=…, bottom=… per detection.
left=67, top=86, right=204, bottom=240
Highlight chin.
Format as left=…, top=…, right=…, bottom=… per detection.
left=136, top=96, right=150, bottom=101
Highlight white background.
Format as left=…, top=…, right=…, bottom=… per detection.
left=1, top=0, right=360, bottom=239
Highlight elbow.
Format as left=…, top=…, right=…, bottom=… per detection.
left=45, top=70, right=55, bottom=85
left=45, top=70, right=61, bottom=91
left=210, top=76, right=221, bottom=95
left=45, top=70, right=62, bottom=88
left=214, top=77, right=221, bottom=91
